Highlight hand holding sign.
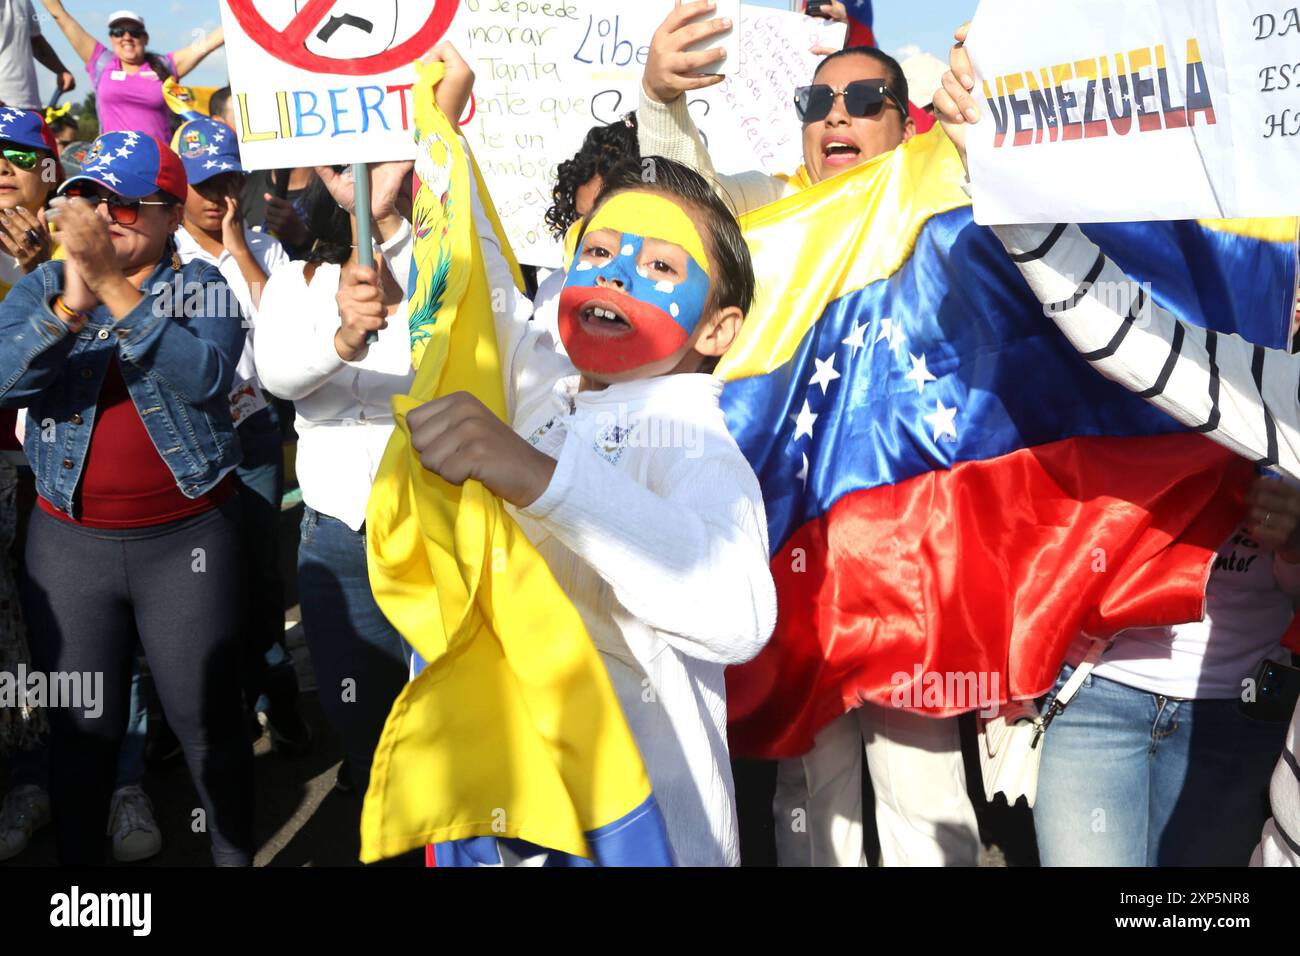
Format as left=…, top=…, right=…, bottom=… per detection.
left=643, top=1, right=734, bottom=104
left=932, top=22, right=979, bottom=173
left=335, top=259, right=389, bottom=362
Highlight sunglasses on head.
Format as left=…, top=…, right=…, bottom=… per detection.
left=794, top=81, right=908, bottom=124
left=109, top=26, right=146, bottom=39
left=1, top=146, right=40, bottom=171
left=64, top=186, right=170, bottom=226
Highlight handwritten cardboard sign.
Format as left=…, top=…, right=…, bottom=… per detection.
left=451, top=3, right=843, bottom=266
left=966, top=0, right=1300, bottom=224
left=219, top=1, right=843, bottom=265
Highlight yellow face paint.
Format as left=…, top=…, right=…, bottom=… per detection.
left=583, top=191, right=711, bottom=275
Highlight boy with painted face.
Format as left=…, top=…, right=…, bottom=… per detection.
left=407, top=157, right=777, bottom=866
left=558, top=190, right=715, bottom=377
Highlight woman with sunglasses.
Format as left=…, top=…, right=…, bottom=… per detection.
left=38, top=4, right=224, bottom=144
left=640, top=2, right=915, bottom=212
left=0, top=130, right=253, bottom=866
left=640, top=5, right=980, bottom=869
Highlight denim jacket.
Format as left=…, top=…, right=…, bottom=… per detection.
left=0, top=257, right=247, bottom=517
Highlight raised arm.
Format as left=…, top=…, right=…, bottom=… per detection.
left=30, top=35, right=76, bottom=93
left=171, top=25, right=224, bottom=80
left=38, top=0, right=98, bottom=64
left=991, top=221, right=1300, bottom=479
left=639, top=2, right=785, bottom=213
left=931, top=22, right=1300, bottom=479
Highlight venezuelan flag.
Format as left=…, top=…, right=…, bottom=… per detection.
left=842, top=0, right=877, bottom=48
left=719, top=126, right=1298, bottom=760
left=361, top=63, right=673, bottom=866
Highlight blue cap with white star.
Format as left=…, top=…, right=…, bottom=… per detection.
left=59, top=130, right=187, bottom=202
left=170, top=118, right=244, bottom=186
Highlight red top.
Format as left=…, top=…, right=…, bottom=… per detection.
left=38, top=359, right=229, bottom=528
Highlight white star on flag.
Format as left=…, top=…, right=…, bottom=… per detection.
left=116, top=147, right=131, bottom=158
left=905, top=353, right=937, bottom=394
left=809, top=354, right=841, bottom=395
left=842, top=320, right=868, bottom=351
left=207, top=144, right=218, bottom=155
left=204, top=160, right=216, bottom=169
left=875, top=318, right=905, bottom=357
left=793, top=400, right=818, bottom=441
left=796, top=453, right=809, bottom=491
left=97, top=153, right=115, bottom=166
left=213, top=132, right=225, bottom=142
left=219, top=162, right=231, bottom=170
left=101, top=173, right=121, bottom=185
left=924, top=399, right=959, bottom=442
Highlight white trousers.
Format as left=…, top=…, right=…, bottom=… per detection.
left=773, top=705, right=981, bottom=866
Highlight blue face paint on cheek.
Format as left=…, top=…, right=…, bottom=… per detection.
left=565, top=233, right=711, bottom=337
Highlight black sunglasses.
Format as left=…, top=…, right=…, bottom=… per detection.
left=794, top=81, right=908, bottom=124
left=109, top=26, right=146, bottom=39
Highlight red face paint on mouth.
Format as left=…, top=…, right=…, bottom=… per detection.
left=558, top=285, right=691, bottom=375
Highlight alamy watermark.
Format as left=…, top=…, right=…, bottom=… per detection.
left=1045, top=277, right=1154, bottom=324
left=0, top=665, right=103, bottom=719
left=151, top=276, right=253, bottom=326
left=592, top=403, right=703, bottom=459
left=889, top=665, right=1001, bottom=718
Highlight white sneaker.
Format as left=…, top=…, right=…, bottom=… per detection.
left=108, top=785, right=162, bottom=863
left=0, top=784, right=52, bottom=862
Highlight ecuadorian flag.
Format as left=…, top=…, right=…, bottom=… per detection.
left=361, top=62, right=673, bottom=866
left=719, top=126, right=1298, bottom=760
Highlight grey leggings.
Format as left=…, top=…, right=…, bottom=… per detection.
left=20, top=502, right=254, bottom=866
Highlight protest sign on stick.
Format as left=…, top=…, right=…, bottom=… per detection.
left=965, top=0, right=1300, bottom=224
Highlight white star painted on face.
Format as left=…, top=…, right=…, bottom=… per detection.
left=905, top=352, right=937, bottom=394
left=809, top=354, right=841, bottom=395
left=796, top=453, right=809, bottom=491
left=792, top=400, right=818, bottom=442
left=924, top=399, right=959, bottom=442
left=842, top=319, right=868, bottom=351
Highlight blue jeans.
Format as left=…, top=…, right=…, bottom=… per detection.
left=297, top=507, right=411, bottom=794
left=1034, top=663, right=1289, bottom=866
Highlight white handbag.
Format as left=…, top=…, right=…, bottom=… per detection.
left=977, top=640, right=1107, bottom=808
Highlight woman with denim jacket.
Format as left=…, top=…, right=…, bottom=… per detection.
left=0, top=130, right=253, bottom=866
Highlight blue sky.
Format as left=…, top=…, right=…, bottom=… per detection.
left=33, top=0, right=970, bottom=103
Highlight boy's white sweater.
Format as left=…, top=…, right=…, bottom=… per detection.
left=473, top=184, right=778, bottom=866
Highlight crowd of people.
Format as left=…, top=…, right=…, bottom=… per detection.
left=0, top=2, right=1297, bottom=868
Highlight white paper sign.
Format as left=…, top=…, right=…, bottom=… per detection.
left=452, top=3, right=843, bottom=266
left=219, top=1, right=842, bottom=266
left=966, top=0, right=1300, bottom=224
left=218, top=0, right=456, bottom=170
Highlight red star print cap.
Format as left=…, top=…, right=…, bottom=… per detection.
left=58, top=131, right=187, bottom=203
left=170, top=118, right=245, bottom=185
